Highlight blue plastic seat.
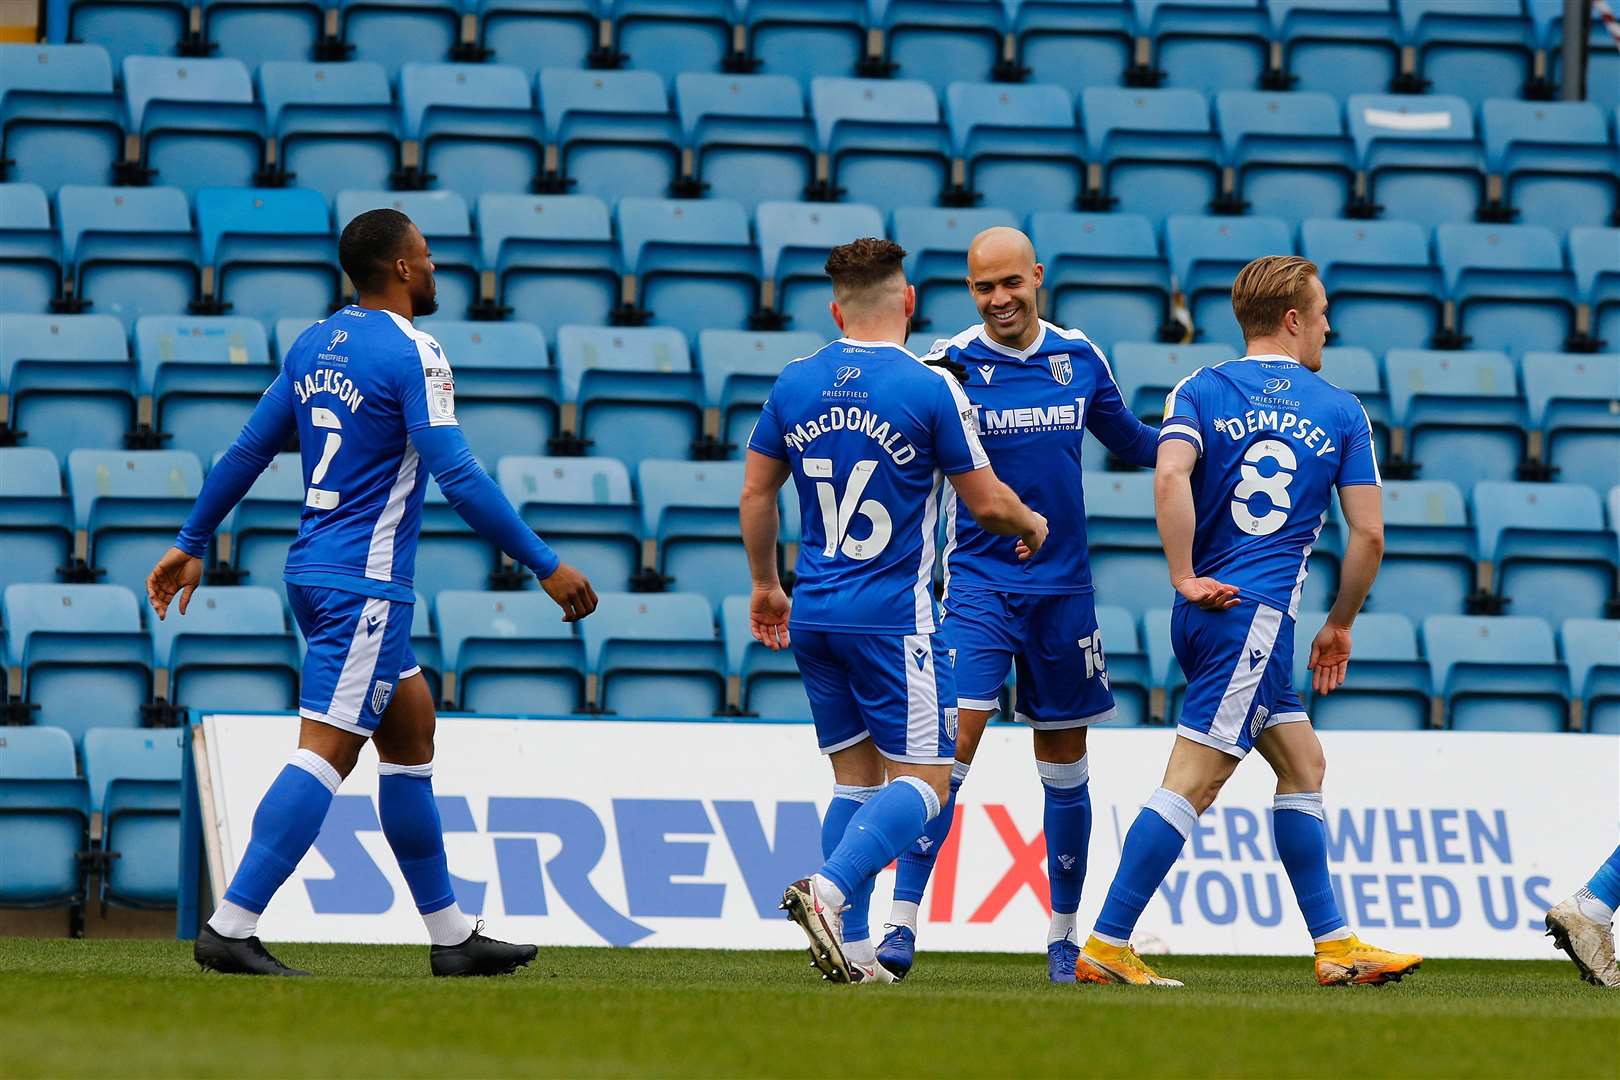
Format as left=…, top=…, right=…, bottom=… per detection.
left=68, top=449, right=204, bottom=598
left=617, top=197, right=761, bottom=343
left=401, top=63, right=545, bottom=205
left=1080, top=87, right=1221, bottom=224
left=1522, top=352, right=1620, bottom=497
left=417, top=471, right=502, bottom=600
left=1474, top=481, right=1616, bottom=624
left=675, top=73, right=813, bottom=212
left=222, top=451, right=304, bottom=593
left=435, top=589, right=586, bottom=714
left=611, top=0, right=736, bottom=88
left=1165, top=214, right=1292, bottom=348
left=339, top=190, right=479, bottom=319
left=581, top=591, right=724, bottom=716
left=881, top=0, right=1007, bottom=92
left=1013, top=0, right=1135, bottom=97
left=721, top=594, right=808, bottom=718
left=477, top=0, right=598, bottom=80
left=2, top=583, right=152, bottom=746
left=57, top=185, right=199, bottom=332
left=148, top=585, right=297, bottom=712
left=1423, top=614, right=1568, bottom=732
left=1032, top=212, right=1170, bottom=353
left=1083, top=472, right=1167, bottom=618
left=338, top=0, right=462, bottom=78
left=1398, top=0, right=1535, bottom=107
left=1563, top=618, right=1620, bottom=734
left=1110, top=341, right=1233, bottom=417
left=1481, top=100, right=1618, bottom=235
left=408, top=591, right=445, bottom=702
left=135, top=315, right=275, bottom=464
left=1090, top=605, right=1150, bottom=725
left=756, top=200, right=884, bottom=336
left=742, top=0, right=868, bottom=87
left=82, top=727, right=183, bottom=908
left=1571, top=227, right=1620, bottom=355
left=810, top=77, right=952, bottom=215
left=0, top=313, right=136, bottom=461
left=1436, top=223, right=1577, bottom=356
left=0, top=44, right=124, bottom=195
left=496, top=455, right=640, bottom=592
left=699, top=329, right=822, bottom=455
left=894, top=206, right=1018, bottom=335
left=0, top=725, right=90, bottom=908
left=202, top=0, right=326, bottom=71
left=1301, top=217, right=1441, bottom=359
left=0, top=183, right=62, bottom=314
left=196, top=186, right=336, bottom=327
left=946, top=81, right=1085, bottom=223
left=637, top=459, right=748, bottom=607
left=68, top=0, right=188, bottom=71
left=1346, top=93, right=1484, bottom=229
left=0, top=448, right=73, bottom=597
left=1142, top=606, right=1186, bottom=721
left=1292, top=609, right=1430, bottom=729
left=1215, top=90, right=1356, bottom=221
left=558, top=325, right=700, bottom=468
left=1315, top=344, right=1388, bottom=455
left=417, top=319, right=558, bottom=461
left=1384, top=348, right=1525, bottom=491
left=478, top=192, right=620, bottom=341
left=123, top=57, right=266, bottom=200
left=1269, top=0, right=1400, bottom=102
left=260, top=62, right=400, bottom=207
left=539, top=68, right=682, bottom=205
left=1140, top=0, right=1273, bottom=95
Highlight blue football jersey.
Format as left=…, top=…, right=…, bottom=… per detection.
left=274, top=305, right=459, bottom=602
left=748, top=338, right=989, bottom=634
left=1158, top=353, right=1381, bottom=617
left=925, top=321, right=1157, bottom=595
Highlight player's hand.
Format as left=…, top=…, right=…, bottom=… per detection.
left=1174, top=575, right=1240, bottom=611
left=924, top=354, right=969, bottom=385
left=1307, top=621, right=1352, bottom=695
left=540, top=562, right=598, bottom=622
left=1014, top=511, right=1049, bottom=560
left=750, top=583, right=791, bottom=650
left=147, top=547, right=202, bottom=621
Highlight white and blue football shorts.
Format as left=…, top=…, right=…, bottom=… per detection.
left=1172, top=599, right=1309, bottom=758
left=943, top=586, right=1117, bottom=729
left=288, top=583, right=418, bottom=737
left=790, top=628, right=958, bottom=765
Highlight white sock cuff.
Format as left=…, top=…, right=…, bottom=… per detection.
left=1144, top=787, right=1198, bottom=840
left=288, top=748, right=342, bottom=794
left=379, top=760, right=434, bottom=778
left=893, top=775, right=942, bottom=822
left=1036, top=754, right=1089, bottom=789
left=1274, top=791, right=1325, bottom=821
left=951, top=759, right=972, bottom=785
left=832, top=783, right=882, bottom=803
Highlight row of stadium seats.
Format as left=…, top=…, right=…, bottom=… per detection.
left=58, top=0, right=1619, bottom=105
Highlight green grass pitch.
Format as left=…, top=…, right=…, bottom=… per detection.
left=1, top=939, right=1614, bottom=1078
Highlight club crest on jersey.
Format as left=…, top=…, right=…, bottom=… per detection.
left=371, top=680, right=394, bottom=716
left=1048, top=353, right=1073, bottom=386
left=834, top=365, right=861, bottom=388
left=327, top=329, right=348, bottom=351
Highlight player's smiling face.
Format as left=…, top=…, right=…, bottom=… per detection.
left=967, top=237, right=1044, bottom=351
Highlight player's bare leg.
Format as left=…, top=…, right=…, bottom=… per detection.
left=1033, top=725, right=1090, bottom=982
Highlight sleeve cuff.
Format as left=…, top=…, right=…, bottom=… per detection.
left=174, top=531, right=209, bottom=558
left=1337, top=479, right=1382, bottom=488
left=746, top=442, right=787, bottom=460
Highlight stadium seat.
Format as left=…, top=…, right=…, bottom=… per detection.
left=755, top=200, right=884, bottom=336
left=1549, top=7, right=1618, bottom=111
left=1140, top=0, right=1274, bottom=95
left=1165, top=214, right=1292, bottom=348
left=557, top=325, right=701, bottom=468
left=617, top=197, right=761, bottom=343
left=1397, top=0, right=1535, bottom=107
left=435, top=590, right=586, bottom=714
left=1522, top=352, right=1620, bottom=497
left=611, top=0, right=736, bottom=88
left=496, top=455, right=640, bottom=592
left=742, top=0, right=869, bottom=88
left=1, top=583, right=152, bottom=747
left=1032, top=212, right=1171, bottom=354
left=1301, top=217, right=1442, bottom=360
left=400, top=63, right=545, bottom=206
left=408, top=592, right=444, bottom=702
left=1360, top=480, right=1475, bottom=622
left=57, top=185, right=199, bottom=333
left=219, top=451, right=303, bottom=594
left=1292, top=609, right=1430, bottom=730
left=1110, top=341, right=1232, bottom=418
left=338, top=0, right=463, bottom=78
left=1383, top=349, right=1525, bottom=492
left=880, top=0, right=1007, bottom=92
left=1215, top=90, right=1356, bottom=222
left=0, top=725, right=90, bottom=909
left=479, top=193, right=621, bottom=341
left=1435, top=223, right=1577, bottom=357
left=0, top=183, right=62, bottom=314
left=148, top=585, right=297, bottom=712
left=195, top=186, right=338, bottom=328
left=1319, top=345, right=1388, bottom=455
left=202, top=0, right=327, bottom=72
left=945, top=81, right=1085, bottom=224
left=67, top=0, right=188, bottom=71
left=1095, top=604, right=1152, bottom=725
left=0, top=448, right=73, bottom=597
left=122, top=57, right=266, bottom=200
left=1079, top=87, right=1222, bottom=224
left=1570, top=227, right=1620, bottom=354
left=259, top=62, right=401, bottom=207
left=721, top=594, right=808, bottom=718
left=417, top=319, right=559, bottom=462
left=82, top=727, right=182, bottom=908
left=67, top=449, right=204, bottom=598
left=1563, top=619, right=1620, bottom=734
left=1422, top=614, right=1569, bottom=732
left=1473, top=481, right=1617, bottom=625
left=1142, top=606, right=1186, bottom=722
left=134, top=315, right=274, bottom=464
left=1346, top=93, right=1484, bottom=229
left=0, top=313, right=136, bottom=461
left=894, top=205, right=1018, bottom=334
left=1270, top=0, right=1401, bottom=102
left=538, top=68, right=683, bottom=205
left=1012, top=0, right=1136, bottom=98
left=418, top=473, right=503, bottom=599
left=0, top=44, right=125, bottom=195
left=339, top=190, right=479, bottom=320
left=581, top=592, right=724, bottom=716
left=637, top=459, right=749, bottom=607
left=698, top=328, right=821, bottom=455
left=1481, top=100, right=1618, bottom=235
left=809, top=77, right=952, bottom=215
left=477, top=0, right=597, bottom=80
left=675, top=73, right=813, bottom=212
left=1082, top=472, right=1171, bottom=618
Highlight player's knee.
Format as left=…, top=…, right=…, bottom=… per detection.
left=1185, top=776, right=1226, bottom=815
left=1293, top=747, right=1327, bottom=792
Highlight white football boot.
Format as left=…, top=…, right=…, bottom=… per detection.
left=781, top=875, right=852, bottom=983
left=1546, top=897, right=1620, bottom=988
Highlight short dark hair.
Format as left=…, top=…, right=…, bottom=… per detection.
left=338, top=208, right=416, bottom=291
left=824, top=237, right=907, bottom=297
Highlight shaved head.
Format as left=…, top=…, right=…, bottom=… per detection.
left=967, top=226, right=1036, bottom=273
left=966, top=227, right=1043, bottom=350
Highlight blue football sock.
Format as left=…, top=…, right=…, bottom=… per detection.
left=823, top=784, right=881, bottom=943
left=1587, top=844, right=1620, bottom=911
left=1094, top=788, right=1196, bottom=943
left=378, top=761, right=472, bottom=946
left=893, top=761, right=968, bottom=905
left=221, top=749, right=340, bottom=916
left=1038, top=755, right=1092, bottom=918
left=1273, top=792, right=1348, bottom=941
left=820, top=777, right=940, bottom=902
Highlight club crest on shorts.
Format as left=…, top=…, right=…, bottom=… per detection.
left=371, top=679, right=394, bottom=716
left=945, top=707, right=959, bottom=741
left=1250, top=703, right=1269, bottom=741
left=1048, top=353, right=1073, bottom=385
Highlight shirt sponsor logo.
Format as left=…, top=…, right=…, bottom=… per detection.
left=1263, top=377, right=1291, bottom=395
left=328, top=328, right=349, bottom=351
left=834, top=366, right=861, bottom=388
left=972, top=398, right=1087, bottom=434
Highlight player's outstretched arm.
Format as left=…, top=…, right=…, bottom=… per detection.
left=410, top=425, right=597, bottom=622
left=1086, top=359, right=1159, bottom=468
left=1155, top=439, right=1239, bottom=611
left=1309, top=484, right=1385, bottom=694
left=739, top=450, right=792, bottom=649
left=947, top=466, right=1048, bottom=558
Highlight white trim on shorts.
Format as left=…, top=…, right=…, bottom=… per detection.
left=875, top=746, right=957, bottom=767
left=1177, top=723, right=1247, bottom=759
left=299, top=706, right=373, bottom=738
left=1266, top=711, right=1310, bottom=728
left=819, top=729, right=872, bottom=756
left=399, top=664, right=422, bottom=680
left=1015, top=704, right=1119, bottom=731
left=958, top=695, right=1001, bottom=712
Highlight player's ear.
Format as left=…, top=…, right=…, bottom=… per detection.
left=902, top=283, right=916, bottom=319
left=1031, top=261, right=1044, bottom=289
left=829, top=299, right=846, bottom=332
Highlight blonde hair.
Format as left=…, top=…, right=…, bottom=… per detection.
left=1230, top=255, right=1320, bottom=341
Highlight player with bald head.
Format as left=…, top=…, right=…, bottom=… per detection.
left=876, top=227, right=1160, bottom=984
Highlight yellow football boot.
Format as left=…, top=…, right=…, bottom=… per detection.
left=1074, top=935, right=1184, bottom=987
left=1313, top=934, right=1422, bottom=986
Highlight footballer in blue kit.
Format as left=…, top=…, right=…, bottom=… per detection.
left=146, top=209, right=597, bottom=977
left=739, top=238, right=1047, bottom=984
left=1076, top=256, right=1422, bottom=988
